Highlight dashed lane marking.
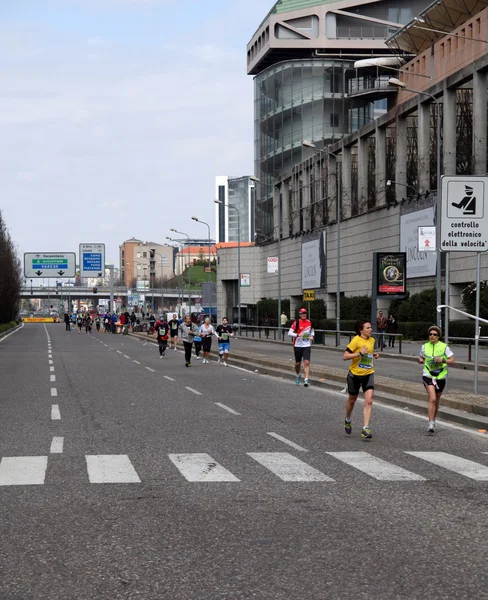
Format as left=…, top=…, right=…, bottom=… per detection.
left=215, top=403, right=240, bottom=416
left=267, top=432, right=307, bottom=452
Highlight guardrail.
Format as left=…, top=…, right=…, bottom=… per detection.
left=235, top=325, right=404, bottom=353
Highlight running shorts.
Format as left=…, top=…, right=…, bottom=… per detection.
left=294, top=347, right=311, bottom=363
left=170, top=331, right=178, bottom=338
left=422, top=375, right=446, bottom=392
left=218, top=342, right=230, bottom=354
left=347, top=372, right=375, bottom=396
left=202, top=337, right=212, bottom=352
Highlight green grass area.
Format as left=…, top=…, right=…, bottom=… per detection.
left=0, top=321, right=17, bottom=335
left=165, top=265, right=216, bottom=288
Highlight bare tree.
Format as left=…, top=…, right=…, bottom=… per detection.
left=0, top=210, right=21, bottom=323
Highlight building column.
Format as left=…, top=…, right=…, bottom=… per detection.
left=342, top=145, right=352, bottom=219
left=273, top=184, right=280, bottom=241
left=302, top=164, right=311, bottom=232
left=375, top=124, right=386, bottom=207
left=281, top=180, right=290, bottom=239
left=327, top=153, right=338, bottom=224
left=443, top=86, right=457, bottom=176
left=473, top=69, right=487, bottom=175
left=395, top=116, right=407, bottom=202
left=418, top=101, right=431, bottom=191
left=358, top=136, right=368, bottom=209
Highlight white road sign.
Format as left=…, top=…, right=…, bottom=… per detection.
left=441, top=176, right=488, bottom=252
left=24, top=252, right=76, bottom=278
left=267, top=256, right=278, bottom=274
left=79, top=243, right=105, bottom=277
left=418, top=226, right=436, bottom=252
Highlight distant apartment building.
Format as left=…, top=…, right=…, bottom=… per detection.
left=215, top=176, right=255, bottom=244
left=119, top=238, right=174, bottom=287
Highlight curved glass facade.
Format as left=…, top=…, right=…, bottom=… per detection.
left=254, top=58, right=373, bottom=237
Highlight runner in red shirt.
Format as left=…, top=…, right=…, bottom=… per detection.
left=288, top=308, right=315, bottom=387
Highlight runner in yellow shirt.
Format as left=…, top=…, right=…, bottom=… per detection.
left=342, top=320, right=379, bottom=439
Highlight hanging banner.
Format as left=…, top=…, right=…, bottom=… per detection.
left=376, top=253, right=407, bottom=296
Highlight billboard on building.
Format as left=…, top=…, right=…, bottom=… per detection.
left=301, top=232, right=326, bottom=290
left=376, top=253, right=407, bottom=296
left=400, top=206, right=436, bottom=278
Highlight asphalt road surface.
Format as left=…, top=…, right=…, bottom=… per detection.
left=1, top=323, right=488, bottom=599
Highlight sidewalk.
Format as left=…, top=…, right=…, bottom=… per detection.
left=132, top=331, right=488, bottom=431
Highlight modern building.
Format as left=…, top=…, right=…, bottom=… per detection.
left=215, top=176, right=255, bottom=244
left=119, top=238, right=174, bottom=287
left=248, top=0, right=429, bottom=238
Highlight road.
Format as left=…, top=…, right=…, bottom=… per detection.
left=1, top=324, right=488, bottom=599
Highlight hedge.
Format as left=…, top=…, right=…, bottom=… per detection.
left=0, top=321, right=17, bottom=335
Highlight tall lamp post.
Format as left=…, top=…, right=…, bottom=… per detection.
left=170, top=228, right=191, bottom=315
left=215, top=200, right=241, bottom=332
left=388, top=78, right=442, bottom=327
left=191, top=216, right=212, bottom=319
left=250, top=176, right=282, bottom=336
left=166, top=237, right=184, bottom=311
left=302, top=141, right=341, bottom=346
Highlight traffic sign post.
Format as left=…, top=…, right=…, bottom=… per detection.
left=79, top=244, right=105, bottom=278
left=24, top=253, right=76, bottom=278
left=441, top=176, right=488, bottom=394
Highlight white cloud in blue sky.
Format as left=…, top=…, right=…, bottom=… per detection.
left=0, top=0, right=271, bottom=264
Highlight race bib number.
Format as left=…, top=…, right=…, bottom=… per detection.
left=427, top=359, right=442, bottom=376
left=171, top=323, right=178, bottom=330
left=221, top=333, right=229, bottom=340
left=358, top=354, right=373, bottom=370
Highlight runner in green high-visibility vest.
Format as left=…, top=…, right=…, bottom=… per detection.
left=418, top=325, right=455, bottom=434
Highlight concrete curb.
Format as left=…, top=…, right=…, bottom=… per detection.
left=0, top=323, right=22, bottom=340
left=130, top=332, right=488, bottom=430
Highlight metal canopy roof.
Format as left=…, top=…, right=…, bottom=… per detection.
left=387, top=0, right=488, bottom=53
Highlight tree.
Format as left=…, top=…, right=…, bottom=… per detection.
left=461, top=281, right=488, bottom=318
left=0, top=210, right=21, bottom=323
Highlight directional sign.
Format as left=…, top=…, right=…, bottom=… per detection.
left=24, top=253, right=76, bottom=278
left=441, top=176, right=488, bottom=252
left=79, top=243, right=105, bottom=277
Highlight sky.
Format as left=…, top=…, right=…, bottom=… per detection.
left=0, top=0, right=271, bottom=267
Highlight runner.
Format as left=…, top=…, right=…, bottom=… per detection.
left=76, top=313, right=83, bottom=334
left=199, top=317, right=215, bottom=364
left=419, top=325, right=455, bottom=434
left=343, top=320, right=379, bottom=439
left=155, top=315, right=169, bottom=358
left=85, top=314, right=92, bottom=334
left=179, top=315, right=199, bottom=367
left=168, top=313, right=180, bottom=352
left=215, top=317, right=234, bottom=366
left=95, top=314, right=101, bottom=333
left=288, top=308, right=314, bottom=387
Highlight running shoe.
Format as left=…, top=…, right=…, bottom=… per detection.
left=174, top=347, right=177, bottom=352
left=196, top=356, right=201, bottom=360
left=303, top=378, right=309, bottom=387
left=295, top=376, right=301, bottom=385
left=344, top=419, right=352, bottom=434
left=361, top=426, right=372, bottom=439
left=428, top=421, right=435, bottom=434
left=160, top=355, right=163, bottom=359
left=185, top=362, right=190, bottom=367
left=223, top=361, right=228, bottom=367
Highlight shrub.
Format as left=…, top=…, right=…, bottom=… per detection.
left=340, top=296, right=371, bottom=320
left=461, top=281, right=488, bottom=319
left=389, top=288, right=443, bottom=323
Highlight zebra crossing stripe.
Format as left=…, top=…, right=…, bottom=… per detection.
left=406, top=452, right=488, bottom=481
left=168, top=453, right=240, bottom=482
left=85, top=455, right=141, bottom=484
left=0, top=456, right=48, bottom=486
left=247, top=452, right=333, bottom=482
left=327, top=452, right=426, bottom=481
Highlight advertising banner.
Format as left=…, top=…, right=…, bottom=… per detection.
left=377, top=253, right=407, bottom=296
left=301, top=232, right=326, bottom=290
left=400, top=207, right=436, bottom=278
left=267, top=257, right=278, bottom=274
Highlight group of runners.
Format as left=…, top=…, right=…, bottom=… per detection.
left=288, top=307, right=455, bottom=439
left=154, top=314, right=234, bottom=368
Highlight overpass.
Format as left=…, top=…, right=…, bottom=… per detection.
left=19, top=286, right=198, bottom=301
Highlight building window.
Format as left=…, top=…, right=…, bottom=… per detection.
left=330, top=113, right=339, bottom=127
left=440, top=43, right=444, bottom=58
left=143, top=252, right=147, bottom=258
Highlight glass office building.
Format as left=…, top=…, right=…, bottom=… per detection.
left=215, top=176, right=255, bottom=244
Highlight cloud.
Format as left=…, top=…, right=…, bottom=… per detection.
left=0, top=0, right=267, bottom=264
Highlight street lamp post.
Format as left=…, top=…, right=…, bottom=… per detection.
left=166, top=237, right=184, bottom=311
left=214, top=200, right=241, bottom=332
left=170, top=229, right=191, bottom=315
left=302, top=142, right=341, bottom=346
left=388, top=78, right=442, bottom=327
left=192, top=216, right=212, bottom=319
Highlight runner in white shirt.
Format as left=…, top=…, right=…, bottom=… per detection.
left=288, top=308, right=315, bottom=387
left=199, top=318, right=215, bottom=364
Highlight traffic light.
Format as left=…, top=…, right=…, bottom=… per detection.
left=93, top=287, right=98, bottom=294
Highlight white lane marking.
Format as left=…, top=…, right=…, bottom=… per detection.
left=124, top=355, right=131, bottom=359
left=328, top=452, right=425, bottom=481
left=85, top=455, right=141, bottom=483
left=146, top=367, right=156, bottom=372
left=48, top=360, right=53, bottom=365
left=169, top=453, right=240, bottom=482
left=0, top=323, right=24, bottom=342
left=51, top=388, right=57, bottom=397
left=116, top=350, right=122, bottom=354
left=51, top=405, right=61, bottom=420
left=50, top=375, right=56, bottom=382
left=267, top=432, right=307, bottom=452
left=50, top=366, right=54, bottom=372
left=133, top=360, right=141, bottom=365
left=406, top=452, right=488, bottom=481
left=50, top=437, right=64, bottom=454
left=248, top=452, right=332, bottom=482
left=48, top=354, right=52, bottom=358
left=215, top=402, right=241, bottom=416
left=0, top=456, right=48, bottom=486
left=163, top=375, right=175, bottom=381
left=185, top=387, right=202, bottom=396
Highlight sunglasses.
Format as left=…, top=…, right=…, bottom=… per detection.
left=428, top=332, right=439, bottom=336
